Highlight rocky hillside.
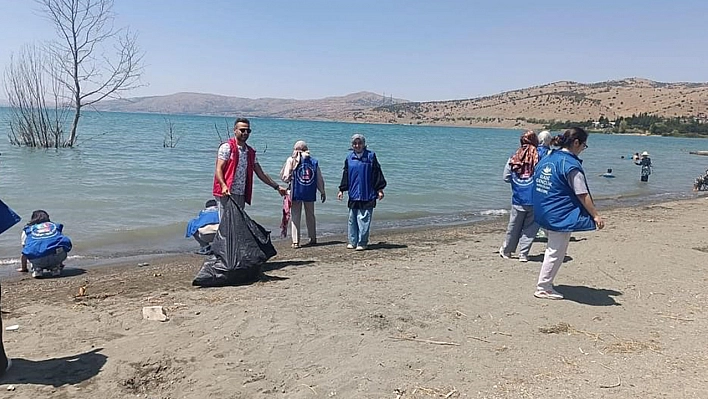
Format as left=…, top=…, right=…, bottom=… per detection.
left=342, top=78, right=708, bottom=128
left=93, top=91, right=407, bottom=119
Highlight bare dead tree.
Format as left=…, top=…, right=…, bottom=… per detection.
left=213, top=119, right=230, bottom=143
left=39, top=0, right=144, bottom=147
left=3, top=44, right=69, bottom=148
left=162, top=117, right=183, bottom=148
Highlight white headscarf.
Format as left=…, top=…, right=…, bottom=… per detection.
left=281, top=140, right=310, bottom=182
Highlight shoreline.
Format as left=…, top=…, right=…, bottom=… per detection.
left=1, top=196, right=708, bottom=397
left=1, top=190, right=704, bottom=276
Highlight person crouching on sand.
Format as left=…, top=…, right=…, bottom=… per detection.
left=185, top=199, right=220, bottom=255
left=19, top=210, right=72, bottom=278
left=499, top=130, right=540, bottom=262
left=280, top=140, right=326, bottom=248
left=532, top=127, right=605, bottom=300
left=337, top=134, right=387, bottom=251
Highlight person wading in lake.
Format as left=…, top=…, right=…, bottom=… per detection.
left=499, top=130, right=540, bottom=262
left=213, top=118, right=287, bottom=218
left=635, top=151, right=652, bottom=182
left=532, top=127, right=605, bottom=300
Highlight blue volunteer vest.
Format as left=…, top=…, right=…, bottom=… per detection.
left=537, top=145, right=550, bottom=160
left=532, top=150, right=596, bottom=232
left=511, top=171, right=535, bottom=206
left=291, top=157, right=319, bottom=202
left=22, top=222, right=73, bottom=259
left=185, top=207, right=220, bottom=238
left=347, top=150, right=376, bottom=202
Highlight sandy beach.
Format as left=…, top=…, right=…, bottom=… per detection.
left=1, top=196, right=707, bottom=398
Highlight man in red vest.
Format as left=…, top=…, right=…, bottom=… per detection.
left=213, top=118, right=287, bottom=218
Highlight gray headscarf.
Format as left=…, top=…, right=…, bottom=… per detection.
left=351, top=134, right=366, bottom=153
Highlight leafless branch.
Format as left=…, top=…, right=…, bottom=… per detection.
left=35, top=0, right=144, bottom=147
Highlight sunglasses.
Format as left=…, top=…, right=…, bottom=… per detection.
left=236, top=128, right=252, bottom=133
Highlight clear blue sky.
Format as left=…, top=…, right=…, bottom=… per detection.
left=1, top=0, right=707, bottom=102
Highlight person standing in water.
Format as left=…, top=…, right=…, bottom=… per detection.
left=635, top=151, right=652, bottom=182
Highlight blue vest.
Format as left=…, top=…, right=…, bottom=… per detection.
left=532, top=150, right=596, bottom=232
left=291, top=157, right=319, bottom=202
left=185, top=207, right=220, bottom=237
left=22, top=222, right=72, bottom=259
left=537, top=145, right=550, bottom=160
left=511, top=171, right=534, bottom=206
left=347, top=150, right=376, bottom=202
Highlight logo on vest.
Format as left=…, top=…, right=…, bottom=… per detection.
left=295, top=164, right=316, bottom=186
left=31, top=222, right=57, bottom=238
left=535, top=165, right=553, bottom=194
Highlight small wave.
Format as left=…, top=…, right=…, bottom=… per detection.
left=0, top=254, right=88, bottom=266
left=479, top=209, right=508, bottom=216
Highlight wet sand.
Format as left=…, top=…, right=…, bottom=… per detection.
left=1, top=196, right=707, bottom=398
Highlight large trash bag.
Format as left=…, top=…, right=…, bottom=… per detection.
left=192, top=196, right=277, bottom=287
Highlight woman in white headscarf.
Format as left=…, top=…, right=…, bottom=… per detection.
left=280, top=141, right=326, bottom=248
left=337, top=134, right=387, bottom=250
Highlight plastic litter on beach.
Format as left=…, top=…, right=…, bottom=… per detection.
left=5, top=325, right=19, bottom=331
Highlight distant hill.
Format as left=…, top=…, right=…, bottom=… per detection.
left=340, top=78, right=708, bottom=128
left=93, top=91, right=407, bottom=119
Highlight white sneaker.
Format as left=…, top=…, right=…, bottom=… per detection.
left=31, top=269, right=42, bottom=278
left=498, top=246, right=511, bottom=259
left=346, top=244, right=355, bottom=249
left=534, top=289, right=564, bottom=300
left=355, top=245, right=367, bottom=251
left=519, top=255, right=529, bottom=262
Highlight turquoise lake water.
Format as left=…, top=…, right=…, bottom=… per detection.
left=0, top=108, right=706, bottom=266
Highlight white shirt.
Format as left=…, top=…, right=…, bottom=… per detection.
left=218, top=142, right=258, bottom=195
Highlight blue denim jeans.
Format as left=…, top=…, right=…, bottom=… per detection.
left=348, top=208, right=373, bottom=247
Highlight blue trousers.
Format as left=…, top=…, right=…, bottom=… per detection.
left=348, top=208, right=373, bottom=247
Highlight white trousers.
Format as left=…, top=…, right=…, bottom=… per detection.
left=291, top=200, right=316, bottom=244
left=536, top=231, right=572, bottom=291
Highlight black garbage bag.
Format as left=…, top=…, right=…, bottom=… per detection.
left=192, top=196, right=277, bottom=287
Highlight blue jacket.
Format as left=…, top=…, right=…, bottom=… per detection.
left=291, top=157, right=319, bottom=202
left=22, top=222, right=72, bottom=259
left=532, top=150, right=596, bottom=232
left=185, top=206, right=219, bottom=237
left=347, top=149, right=377, bottom=202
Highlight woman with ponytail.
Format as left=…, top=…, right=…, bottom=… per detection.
left=532, top=127, right=605, bottom=300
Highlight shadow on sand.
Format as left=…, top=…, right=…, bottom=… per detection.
left=533, top=236, right=588, bottom=244
left=262, top=260, right=316, bottom=272
left=526, top=254, right=573, bottom=263
left=3, top=348, right=107, bottom=387
left=555, top=285, right=622, bottom=306
left=367, top=242, right=408, bottom=250
left=302, top=240, right=346, bottom=248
